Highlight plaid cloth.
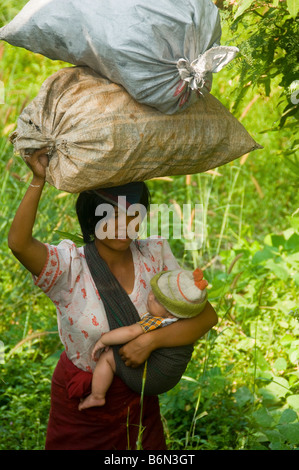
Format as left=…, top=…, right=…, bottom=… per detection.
left=138, top=313, right=164, bottom=332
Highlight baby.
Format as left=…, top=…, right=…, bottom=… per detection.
left=78, top=267, right=208, bottom=410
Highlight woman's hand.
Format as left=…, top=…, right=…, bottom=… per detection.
left=24, top=147, right=49, bottom=182
left=119, top=334, right=154, bottom=368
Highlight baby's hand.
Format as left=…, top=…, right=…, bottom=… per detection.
left=91, top=338, right=109, bottom=361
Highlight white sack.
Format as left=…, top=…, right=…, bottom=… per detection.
left=10, top=67, right=262, bottom=193
left=0, top=0, right=239, bottom=114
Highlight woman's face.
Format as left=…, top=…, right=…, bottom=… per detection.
left=95, top=205, right=141, bottom=251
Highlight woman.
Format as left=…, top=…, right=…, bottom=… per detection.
left=8, top=148, right=218, bottom=450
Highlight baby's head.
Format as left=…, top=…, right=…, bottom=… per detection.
left=149, top=268, right=208, bottom=319
left=147, top=290, right=174, bottom=319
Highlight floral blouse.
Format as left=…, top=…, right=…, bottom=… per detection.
left=33, top=238, right=180, bottom=372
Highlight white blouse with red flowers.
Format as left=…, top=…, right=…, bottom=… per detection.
left=33, top=238, right=180, bottom=372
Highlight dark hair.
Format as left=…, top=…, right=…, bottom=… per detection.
left=76, top=182, right=151, bottom=243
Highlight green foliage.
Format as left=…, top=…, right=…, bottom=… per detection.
left=161, top=225, right=299, bottom=450
left=219, top=0, right=299, bottom=175
left=223, top=1, right=298, bottom=123
left=0, top=342, right=61, bottom=450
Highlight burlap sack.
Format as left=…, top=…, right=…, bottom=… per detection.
left=10, top=66, right=262, bottom=193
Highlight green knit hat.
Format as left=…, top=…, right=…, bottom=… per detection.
left=150, top=268, right=208, bottom=319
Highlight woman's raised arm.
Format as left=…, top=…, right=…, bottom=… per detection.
left=8, top=148, right=49, bottom=277
left=119, top=301, right=218, bottom=367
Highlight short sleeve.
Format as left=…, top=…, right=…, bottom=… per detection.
left=160, top=238, right=181, bottom=271
left=136, top=237, right=181, bottom=274
left=33, top=239, right=83, bottom=298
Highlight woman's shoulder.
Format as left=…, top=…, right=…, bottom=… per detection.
left=48, top=238, right=85, bottom=255
left=34, top=239, right=86, bottom=295
left=44, top=238, right=85, bottom=269
left=135, top=237, right=180, bottom=270
left=135, top=237, right=168, bottom=254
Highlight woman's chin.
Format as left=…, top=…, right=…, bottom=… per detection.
left=95, top=236, right=135, bottom=252
left=115, top=237, right=133, bottom=244
left=111, top=237, right=133, bottom=250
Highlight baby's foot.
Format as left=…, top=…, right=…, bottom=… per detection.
left=78, top=393, right=106, bottom=410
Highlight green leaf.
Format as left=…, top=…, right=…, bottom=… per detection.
left=278, top=423, right=299, bottom=445
left=269, top=441, right=289, bottom=450
left=255, top=349, right=271, bottom=371
left=54, top=230, right=84, bottom=246
left=253, top=407, right=275, bottom=428
left=287, top=395, right=299, bottom=411
left=236, top=337, right=255, bottom=351
left=234, top=386, right=254, bottom=407
left=279, top=409, right=298, bottom=425
left=270, top=234, right=286, bottom=249
left=263, top=377, right=290, bottom=399
left=289, top=349, right=299, bottom=364
left=234, top=0, right=255, bottom=19
left=252, top=245, right=277, bottom=265
left=273, top=357, right=288, bottom=372
left=286, top=0, right=299, bottom=17
left=264, top=259, right=289, bottom=281
left=287, top=215, right=299, bottom=232
left=264, top=429, right=282, bottom=444
left=285, top=232, right=299, bottom=252
left=289, top=341, right=299, bottom=364
left=181, top=375, right=199, bottom=384
left=255, top=371, right=273, bottom=384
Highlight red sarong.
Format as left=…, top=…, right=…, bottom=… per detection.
left=45, top=351, right=167, bottom=450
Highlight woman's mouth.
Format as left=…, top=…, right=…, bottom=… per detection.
left=115, top=236, right=132, bottom=242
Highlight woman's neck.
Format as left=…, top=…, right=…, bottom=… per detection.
left=94, top=238, right=135, bottom=294
left=94, top=238, right=132, bottom=268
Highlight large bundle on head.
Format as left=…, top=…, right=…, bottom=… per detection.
left=10, top=66, right=262, bottom=193
left=0, top=0, right=239, bottom=114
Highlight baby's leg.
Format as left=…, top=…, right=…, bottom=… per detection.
left=78, top=348, right=115, bottom=410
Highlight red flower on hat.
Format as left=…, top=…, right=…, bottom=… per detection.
left=198, top=279, right=208, bottom=290
left=193, top=268, right=208, bottom=290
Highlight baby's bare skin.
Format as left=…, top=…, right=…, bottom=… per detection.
left=78, top=292, right=172, bottom=410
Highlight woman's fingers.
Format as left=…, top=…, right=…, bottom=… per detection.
left=38, top=153, right=49, bottom=168
left=24, top=147, right=50, bottom=179
left=119, top=335, right=152, bottom=368
left=33, top=147, right=50, bottom=157
left=119, top=350, right=140, bottom=368
left=25, top=147, right=49, bottom=161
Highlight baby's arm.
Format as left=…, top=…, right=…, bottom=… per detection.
left=101, top=323, right=144, bottom=345
left=92, top=323, right=144, bottom=361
